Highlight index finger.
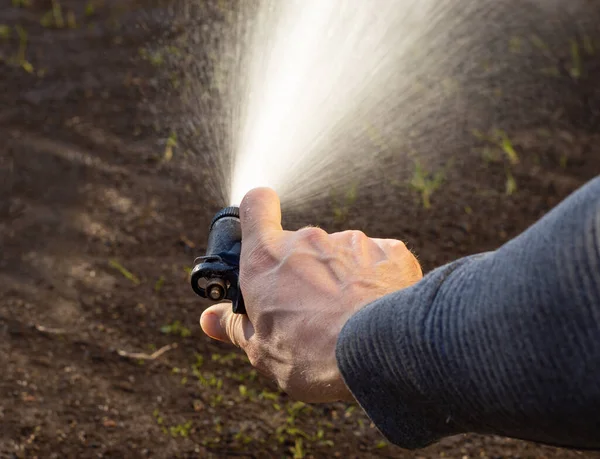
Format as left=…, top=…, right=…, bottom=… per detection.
left=239, top=187, right=283, bottom=245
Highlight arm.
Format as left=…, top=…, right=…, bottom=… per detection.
left=336, top=176, right=600, bottom=450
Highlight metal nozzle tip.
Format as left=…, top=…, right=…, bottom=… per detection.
left=208, top=284, right=225, bottom=301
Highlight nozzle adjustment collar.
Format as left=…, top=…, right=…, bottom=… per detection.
left=209, top=206, right=240, bottom=231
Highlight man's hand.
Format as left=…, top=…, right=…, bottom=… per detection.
left=199, top=187, right=423, bottom=403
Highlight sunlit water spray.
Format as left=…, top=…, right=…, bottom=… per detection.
left=217, top=0, right=498, bottom=207
left=178, top=0, right=586, bottom=209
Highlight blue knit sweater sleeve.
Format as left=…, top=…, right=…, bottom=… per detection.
left=335, top=176, right=600, bottom=450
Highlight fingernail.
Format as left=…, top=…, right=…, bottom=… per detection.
left=200, top=312, right=222, bottom=339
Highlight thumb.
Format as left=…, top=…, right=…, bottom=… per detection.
left=200, top=303, right=254, bottom=348
left=239, top=187, right=283, bottom=245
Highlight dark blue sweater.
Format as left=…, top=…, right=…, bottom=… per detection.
left=336, top=176, right=600, bottom=450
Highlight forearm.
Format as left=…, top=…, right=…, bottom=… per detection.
left=336, top=176, right=600, bottom=450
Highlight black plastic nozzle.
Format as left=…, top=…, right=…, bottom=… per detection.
left=190, top=206, right=246, bottom=314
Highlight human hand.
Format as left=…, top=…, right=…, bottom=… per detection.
left=199, top=188, right=423, bottom=403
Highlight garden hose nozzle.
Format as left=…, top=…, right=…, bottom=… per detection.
left=190, top=206, right=246, bottom=314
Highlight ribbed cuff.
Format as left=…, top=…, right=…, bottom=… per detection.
left=335, top=258, right=479, bottom=449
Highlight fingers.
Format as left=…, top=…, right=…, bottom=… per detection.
left=200, top=303, right=255, bottom=348
left=330, top=230, right=386, bottom=261
left=371, top=237, right=407, bottom=254
left=239, top=187, right=283, bottom=246
left=372, top=238, right=423, bottom=281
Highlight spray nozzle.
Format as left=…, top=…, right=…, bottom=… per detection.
left=190, top=206, right=246, bottom=314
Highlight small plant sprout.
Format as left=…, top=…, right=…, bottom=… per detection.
left=160, top=320, right=191, bottom=338
left=163, top=131, right=177, bottom=161
left=169, top=421, right=193, bottom=438
left=109, top=259, right=141, bottom=284
left=85, top=1, right=96, bottom=17
left=154, top=276, right=165, bottom=292
left=570, top=38, right=582, bottom=79
left=290, top=438, right=305, bottom=459
left=505, top=168, right=517, bottom=196
left=331, top=182, right=358, bottom=223
left=583, top=35, right=595, bottom=55
left=494, top=130, right=519, bottom=165
left=509, top=36, right=522, bottom=53
left=52, top=0, right=65, bottom=28
left=139, top=47, right=165, bottom=67
left=152, top=410, right=193, bottom=438
left=0, top=25, right=10, bottom=39
left=409, top=161, right=444, bottom=209
left=364, top=121, right=389, bottom=154
left=14, top=25, right=33, bottom=73
left=472, top=128, right=519, bottom=165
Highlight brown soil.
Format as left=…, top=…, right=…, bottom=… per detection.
left=1, top=1, right=600, bottom=458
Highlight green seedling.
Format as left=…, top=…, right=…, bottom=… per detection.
left=364, top=122, right=388, bottom=153
left=209, top=393, right=223, bottom=407
left=153, top=410, right=193, bottom=438
left=313, top=426, right=335, bottom=447
left=530, top=34, right=550, bottom=54
left=472, top=128, right=519, bottom=165
left=85, top=1, right=96, bottom=17
left=13, top=25, right=33, bottom=73
left=169, top=421, right=192, bottom=438
left=331, top=183, right=358, bottom=223
left=0, top=25, right=10, bottom=39
left=160, top=320, right=191, bottom=338
left=191, top=354, right=204, bottom=376
left=139, top=47, right=165, bottom=66
left=540, top=66, right=560, bottom=77
left=583, top=35, right=595, bottom=55
left=259, top=389, right=279, bottom=401
left=109, top=259, right=140, bottom=284
left=211, top=352, right=242, bottom=366
left=560, top=155, right=568, bottom=169
left=164, top=131, right=177, bottom=161
left=52, top=1, right=65, bottom=28
left=154, top=276, right=165, bottom=292
left=509, top=36, right=522, bottom=53
left=505, top=168, right=517, bottom=196
left=409, top=161, right=444, bottom=209
left=234, top=429, right=253, bottom=445
left=495, top=130, right=519, bottom=165
left=569, top=39, right=582, bottom=79
left=290, top=438, right=305, bottom=459
left=195, top=371, right=223, bottom=389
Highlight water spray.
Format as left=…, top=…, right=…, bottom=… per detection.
left=190, top=206, right=246, bottom=314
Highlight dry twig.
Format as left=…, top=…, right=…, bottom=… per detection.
left=117, top=343, right=178, bottom=360
left=34, top=324, right=67, bottom=334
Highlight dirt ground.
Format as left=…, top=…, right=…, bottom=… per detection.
left=1, top=1, right=600, bottom=458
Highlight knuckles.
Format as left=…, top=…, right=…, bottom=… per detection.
left=296, top=226, right=329, bottom=247
left=337, top=229, right=367, bottom=243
